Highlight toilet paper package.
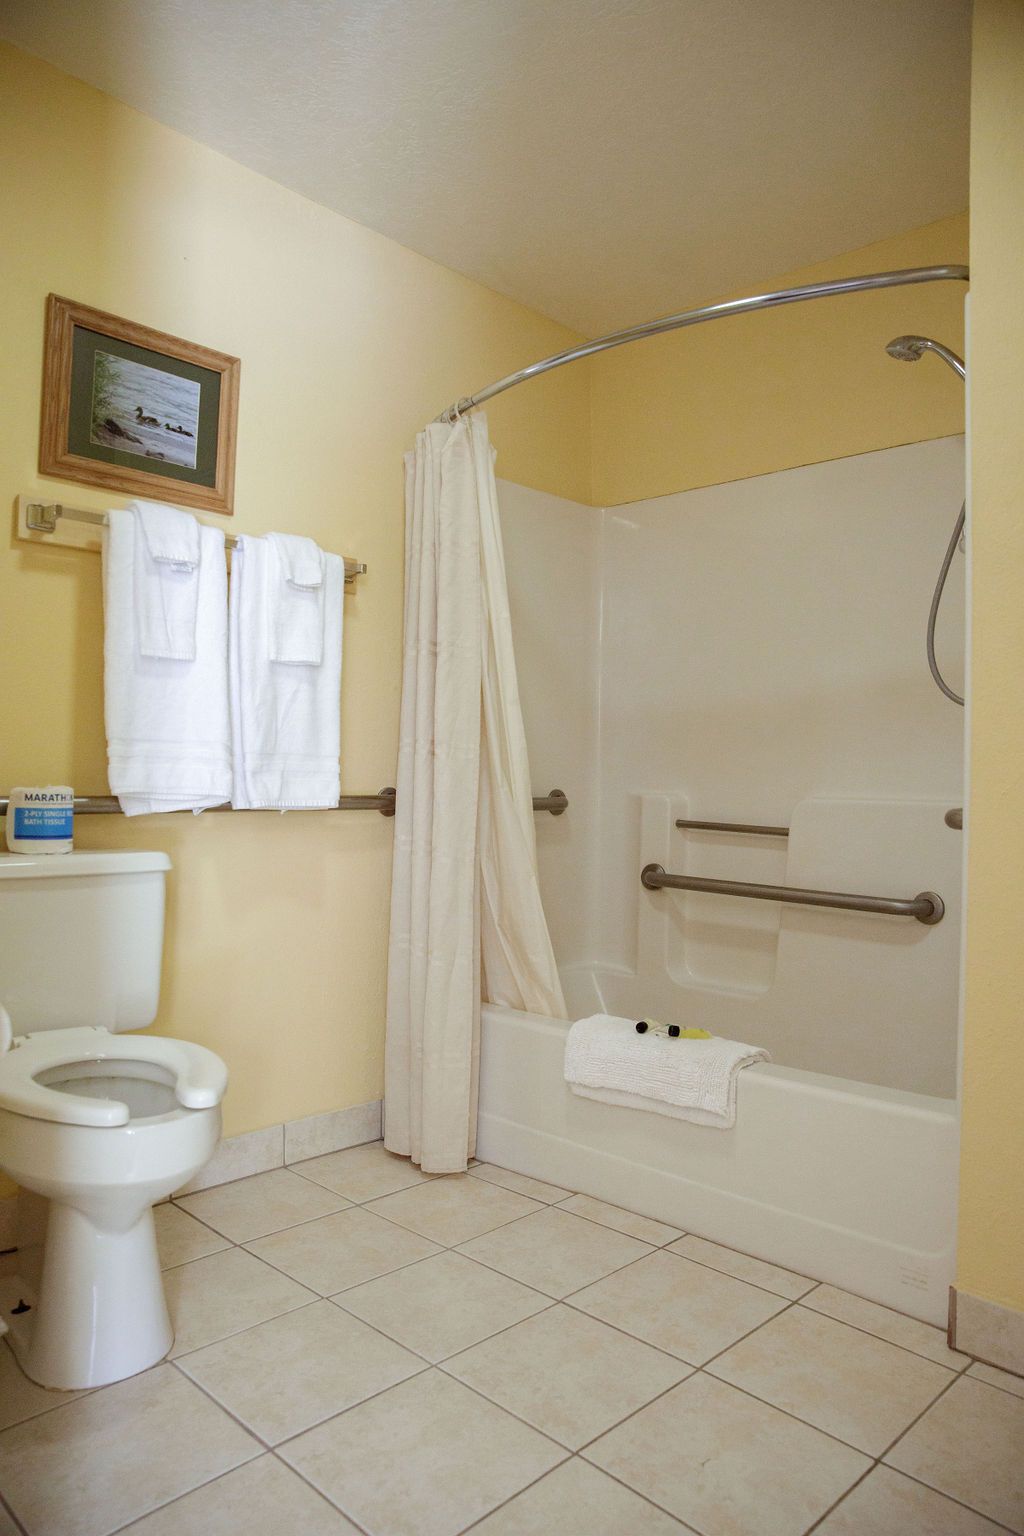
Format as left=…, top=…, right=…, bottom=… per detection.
left=5, top=786, right=74, bottom=854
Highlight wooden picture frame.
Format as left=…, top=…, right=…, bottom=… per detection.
left=39, top=295, right=240, bottom=516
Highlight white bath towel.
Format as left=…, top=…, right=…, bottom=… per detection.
left=131, top=499, right=203, bottom=660
left=265, top=532, right=325, bottom=665
left=103, top=508, right=231, bottom=815
left=564, top=1014, right=769, bottom=1128
left=229, top=533, right=343, bottom=809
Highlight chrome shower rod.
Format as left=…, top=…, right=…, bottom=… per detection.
left=437, top=264, right=969, bottom=422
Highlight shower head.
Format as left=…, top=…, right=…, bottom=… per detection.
left=885, top=335, right=966, bottom=380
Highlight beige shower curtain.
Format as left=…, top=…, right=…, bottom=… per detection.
left=384, top=413, right=565, bottom=1173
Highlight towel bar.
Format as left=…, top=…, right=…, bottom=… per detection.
left=18, top=498, right=367, bottom=585
left=641, top=863, right=944, bottom=925
left=0, top=788, right=569, bottom=820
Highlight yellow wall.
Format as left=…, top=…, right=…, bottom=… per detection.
left=0, top=42, right=590, bottom=1139
left=957, top=0, right=1024, bottom=1316
left=590, top=214, right=968, bottom=506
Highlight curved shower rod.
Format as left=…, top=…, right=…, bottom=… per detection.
left=437, top=264, right=969, bottom=423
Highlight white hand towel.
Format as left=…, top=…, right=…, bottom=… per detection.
left=564, top=1014, right=769, bottom=1129
left=131, top=499, right=202, bottom=661
left=103, top=509, right=231, bottom=815
left=229, top=534, right=342, bottom=809
left=265, top=532, right=325, bottom=665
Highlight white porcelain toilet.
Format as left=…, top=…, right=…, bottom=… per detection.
left=0, top=850, right=227, bottom=1389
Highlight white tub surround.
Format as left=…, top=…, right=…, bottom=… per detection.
left=480, top=1002, right=956, bottom=1326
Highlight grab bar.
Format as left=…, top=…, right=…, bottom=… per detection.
left=676, top=818, right=789, bottom=837
left=0, top=786, right=568, bottom=820
left=640, top=863, right=944, bottom=925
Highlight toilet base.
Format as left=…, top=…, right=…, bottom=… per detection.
left=3, top=1199, right=173, bottom=1389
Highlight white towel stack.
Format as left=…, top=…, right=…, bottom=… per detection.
left=103, top=502, right=231, bottom=815
left=564, top=1014, right=769, bottom=1128
left=229, top=533, right=343, bottom=809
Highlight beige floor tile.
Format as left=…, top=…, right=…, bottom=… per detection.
left=0, top=1363, right=258, bottom=1536
left=176, top=1298, right=424, bottom=1443
left=571, top=1250, right=786, bottom=1364
left=366, top=1175, right=542, bottom=1246
left=163, top=1246, right=316, bottom=1358
left=246, top=1205, right=441, bottom=1294
left=559, top=1193, right=683, bottom=1247
left=280, top=1368, right=566, bottom=1536
left=444, top=1303, right=690, bottom=1449
left=885, top=1375, right=1024, bottom=1532
left=175, top=1168, right=349, bottom=1242
left=969, top=1359, right=1024, bottom=1398
left=586, top=1372, right=868, bottom=1536
left=468, top=1163, right=573, bottom=1202
left=116, top=1455, right=361, bottom=1534
left=154, top=1202, right=230, bottom=1269
left=708, top=1304, right=953, bottom=1455
left=470, top=1456, right=690, bottom=1534
left=334, top=1250, right=551, bottom=1361
left=802, top=1282, right=969, bottom=1367
left=0, top=1340, right=89, bottom=1432
left=668, top=1235, right=815, bottom=1299
left=816, top=1464, right=1006, bottom=1535
left=291, top=1140, right=438, bottom=1202
left=458, top=1207, right=652, bottom=1299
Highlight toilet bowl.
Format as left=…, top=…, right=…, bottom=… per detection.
left=0, top=852, right=228, bottom=1389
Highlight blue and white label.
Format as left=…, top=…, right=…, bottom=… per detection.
left=12, top=806, right=74, bottom=840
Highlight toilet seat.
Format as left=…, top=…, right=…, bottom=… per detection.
left=0, top=1027, right=227, bottom=1128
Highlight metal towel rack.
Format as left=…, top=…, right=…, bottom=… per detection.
left=17, top=498, right=367, bottom=584
left=0, top=788, right=569, bottom=820
left=641, top=863, right=944, bottom=925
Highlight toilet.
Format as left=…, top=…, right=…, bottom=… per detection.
left=0, top=850, right=227, bottom=1390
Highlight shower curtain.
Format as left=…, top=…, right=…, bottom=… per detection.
left=384, top=412, right=566, bottom=1173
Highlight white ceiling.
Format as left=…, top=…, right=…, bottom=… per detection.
left=0, top=0, right=971, bottom=335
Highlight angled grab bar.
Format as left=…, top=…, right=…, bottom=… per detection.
left=640, top=864, right=944, bottom=925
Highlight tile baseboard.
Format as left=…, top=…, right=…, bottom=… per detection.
left=950, top=1285, right=1024, bottom=1376
left=284, top=1100, right=382, bottom=1163
left=178, top=1099, right=383, bottom=1194
left=0, top=1101, right=384, bottom=1233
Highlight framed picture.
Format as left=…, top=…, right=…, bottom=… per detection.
left=39, top=295, right=240, bottom=515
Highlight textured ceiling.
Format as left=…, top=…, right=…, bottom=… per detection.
left=0, top=0, right=971, bottom=335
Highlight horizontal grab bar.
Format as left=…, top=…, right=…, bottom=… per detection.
left=0, top=787, right=569, bottom=821
left=640, top=863, right=944, bottom=925
left=676, top=818, right=789, bottom=837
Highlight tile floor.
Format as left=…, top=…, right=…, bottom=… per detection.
left=1, top=1143, right=1022, bottom=1536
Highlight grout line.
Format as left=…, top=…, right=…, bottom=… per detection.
left=873, top=1367, right=963, bottom=1462
left=865, top=1463, right=1022, bottom=1534
left=548, top=1194, right=688, bottom=1245
left=794, top=1295, right=972, bottom=1371
left=963, top=1364, right=1024, bottom=1399
left=0, top=1487, right=30, bottom=1536
left=799, top=1459, right=877, bottom=1535
left=571, top=1451, right=708, bottom=1534
left=330, top=1284, right=562, bottom=1366
left=268, top=1447, right=376, bottom=1536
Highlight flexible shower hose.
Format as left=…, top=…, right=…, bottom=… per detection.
left=928, top=501, right=965, bottom=707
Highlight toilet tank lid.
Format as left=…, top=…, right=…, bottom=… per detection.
left=0, top=851, right=171, bottom=880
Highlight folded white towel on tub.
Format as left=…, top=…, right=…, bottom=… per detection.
left=564, top=1014, right=769, bottom=1129
left=103, top=507, right=231, bottom=815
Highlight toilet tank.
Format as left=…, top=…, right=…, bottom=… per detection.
left=0, top=851, right=171, bottom=1034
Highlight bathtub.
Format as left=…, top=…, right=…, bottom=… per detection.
left=478, top=999, right=958, bottom=1327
